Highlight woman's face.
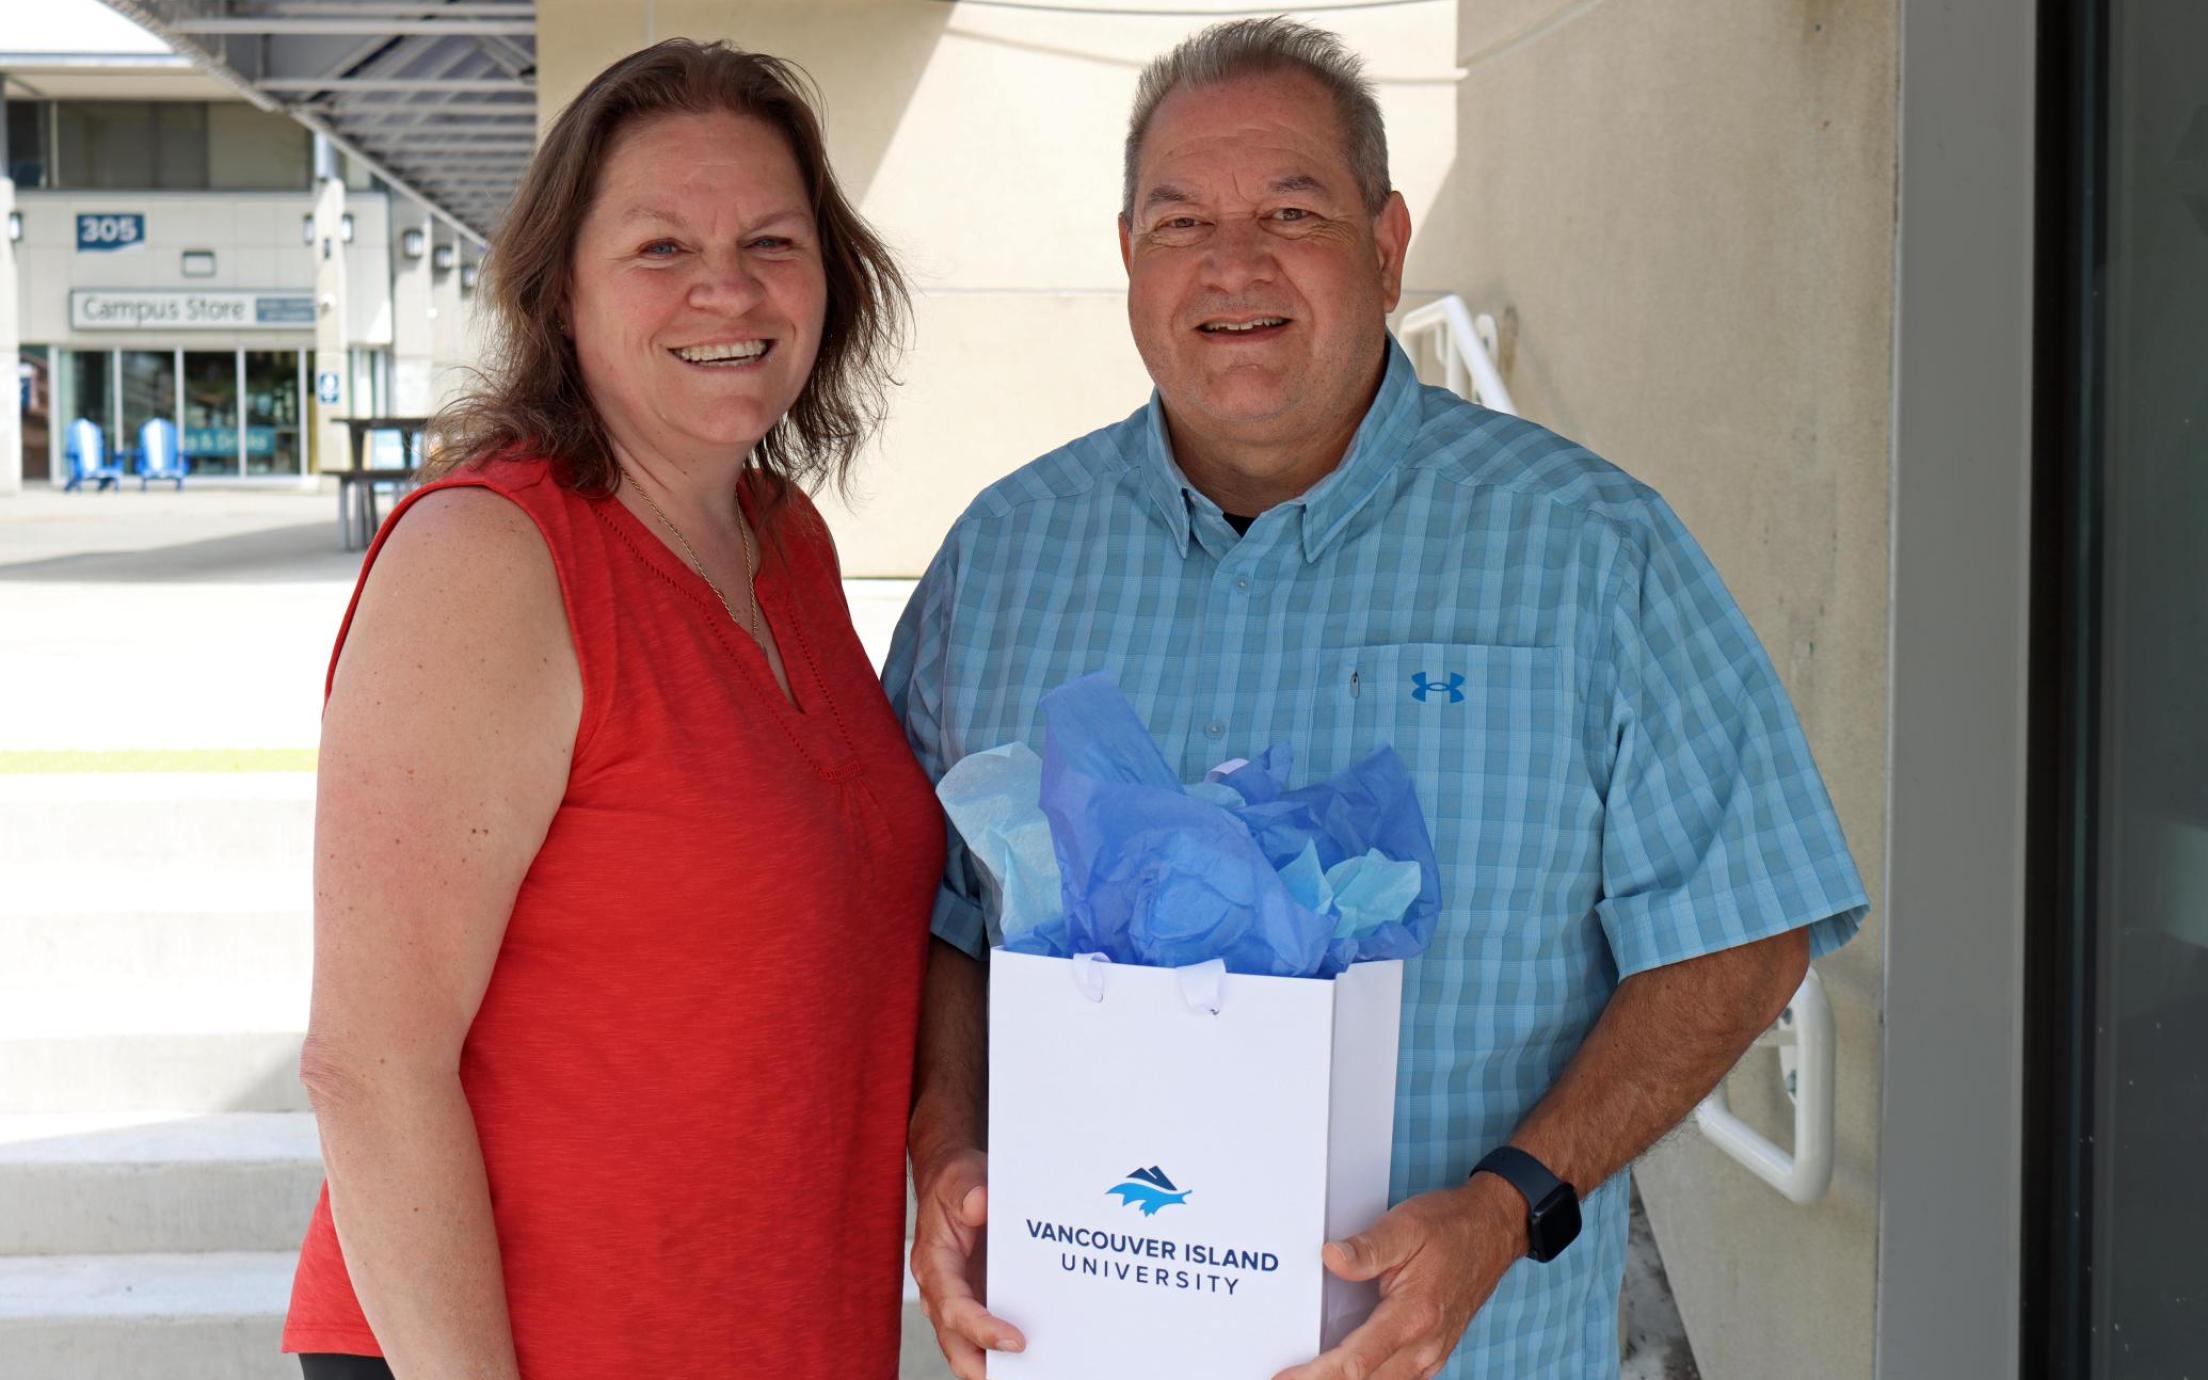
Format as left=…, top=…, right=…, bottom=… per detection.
left=568, top=109, right=826, bottom=466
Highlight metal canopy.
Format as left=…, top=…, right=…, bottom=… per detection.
left=94, top=0, right=537, bottom=245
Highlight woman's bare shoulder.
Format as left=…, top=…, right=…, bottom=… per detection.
left=336, top=485, right=575, bottom=708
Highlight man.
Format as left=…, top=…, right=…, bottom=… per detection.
left=886, top=18, right=1866, bottom=1380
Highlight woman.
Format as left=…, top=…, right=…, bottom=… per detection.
left=281, top=40, right=941, bottom=1380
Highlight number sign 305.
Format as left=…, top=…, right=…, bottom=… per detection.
left=76, top=214, right=146, bottom=252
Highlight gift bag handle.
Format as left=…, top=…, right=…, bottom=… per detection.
left=1066, top=953, right=1225, bottom=1016
left=1071, top=951, right=1113, bottom=1002
left=1175, top=959, right=1226, bottom=1016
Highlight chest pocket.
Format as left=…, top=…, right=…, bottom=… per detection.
left=1328, top=642, right=1587, bottom=920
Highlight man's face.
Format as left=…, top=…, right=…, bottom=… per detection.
left=1120, top=71, right=1409, bottom=468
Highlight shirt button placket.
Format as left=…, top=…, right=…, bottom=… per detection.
left=1203, top=557, right=1254, bottom=765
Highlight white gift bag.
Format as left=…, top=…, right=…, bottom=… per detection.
left=985, top=948, right=1405, bottom=1380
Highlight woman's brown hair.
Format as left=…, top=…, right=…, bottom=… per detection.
left=427, top=40, right=907, bottom=517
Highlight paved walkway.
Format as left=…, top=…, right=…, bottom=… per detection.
left=0, top=486, right=915, bottom=763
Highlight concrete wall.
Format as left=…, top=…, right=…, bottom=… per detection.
left=532, top=0, right=1459, bottom=577
left=1430, top=3, right=1896, bottom=1377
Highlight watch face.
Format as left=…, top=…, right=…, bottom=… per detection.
left=1529, top=1186, right=1582, bottom=1263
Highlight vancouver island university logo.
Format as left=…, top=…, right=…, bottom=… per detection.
left=1108, top=1166, right=1191, bottom=1216
left=1028, top=1166, right=1275, bottom=1296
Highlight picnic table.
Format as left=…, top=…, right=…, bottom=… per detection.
left=336, top=417, right=431, bottom=551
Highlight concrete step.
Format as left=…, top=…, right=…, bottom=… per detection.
left=0, top=774, right=314, bottom=874
left=0, top=910, right=312, bottom=989
left=0, top=1250, right=952, bottom=1380
left=0, top=983, right=308, bottom=1114
left=0, top=1251, right=298, bottom=1380
left=0, top=1114, right=322, bottom=1256
left=0, top=860, right=312, bottom=923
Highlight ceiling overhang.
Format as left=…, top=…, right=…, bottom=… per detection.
left=92, top=0, right=539, bottom=246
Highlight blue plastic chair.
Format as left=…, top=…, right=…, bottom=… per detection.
left=137, top=418, right=187, bottom=490
left=63, top=418, right=123, bottom=493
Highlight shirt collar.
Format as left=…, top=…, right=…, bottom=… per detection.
left=1133, top=334, right=1423, bottom=564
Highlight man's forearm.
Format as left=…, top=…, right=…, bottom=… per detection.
left=1503, top=927, right=1811, bottom=1201
left=910, top=937, right=990, bottom=1176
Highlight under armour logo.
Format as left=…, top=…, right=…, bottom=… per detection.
left=1410, top=672, right=1465, bottom=704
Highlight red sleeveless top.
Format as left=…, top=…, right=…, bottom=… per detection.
left=283, top=458, right=942, bottom=1378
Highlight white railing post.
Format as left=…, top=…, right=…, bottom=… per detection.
left=1692, top=966, right=1836, bottom=1205
left=1398, top=295, right=1517, bottom=416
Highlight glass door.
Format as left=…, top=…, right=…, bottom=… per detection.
left=116, top=350, right=175, bottom=473
left=2082, top=0, right=2208, bottom=1368
left=182, top=350, right=240, bottom=476
left=55, top=348, right=114, bottom=474
left=2033, top=0, right=2208, bottom=1372
left=242, top=349, right=302, bottom=476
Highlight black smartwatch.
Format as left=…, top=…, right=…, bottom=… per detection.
left=1471, top=1146, right=1581, bottom=1263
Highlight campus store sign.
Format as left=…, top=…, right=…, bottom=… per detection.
left=70, top=290, right=316, bottom=331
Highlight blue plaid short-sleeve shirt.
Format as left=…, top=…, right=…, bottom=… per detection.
left=883, top=338, right=1867, bottom=1378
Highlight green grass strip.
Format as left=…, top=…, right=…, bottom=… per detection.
left=0, top=748, right=319, bottom=774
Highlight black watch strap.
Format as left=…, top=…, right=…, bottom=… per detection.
left=1471, top=1146, right=1581, bottom=1263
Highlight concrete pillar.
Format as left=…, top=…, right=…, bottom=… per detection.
left=389, top=202, right=434, bottom=418
left=0, top=176, right=21, bottom=496
left=427, top=233, right=468, bottom=413
left=309, top=136, right=351, bottom=473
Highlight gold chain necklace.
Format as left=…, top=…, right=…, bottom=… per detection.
left=621, top=468, right=763, bottom=645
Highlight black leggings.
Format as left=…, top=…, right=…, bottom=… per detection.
left=299, top=1356, right=395, bottom=1380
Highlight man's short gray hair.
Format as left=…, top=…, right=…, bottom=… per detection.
left=1121, top=16, right=1391, bottom=220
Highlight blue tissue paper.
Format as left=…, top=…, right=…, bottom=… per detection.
left=934, top=672, right=1443, bottom=977
left=1037, top=673, right=1441, bottom=977
left=935, top=743, right=1063, bottom=949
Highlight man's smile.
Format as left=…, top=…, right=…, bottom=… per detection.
left=1196, top=315, right=1291, bottom=342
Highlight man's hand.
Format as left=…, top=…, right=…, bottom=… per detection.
left=1273, top=1173, right=1527, bottom=1380
left=911, top=1147, right=1026, bottom=1380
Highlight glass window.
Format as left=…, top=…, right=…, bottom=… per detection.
left=5, top=100, right=49, bottom=188
left=151, top=103, right=209, bottom=190
left=117, top=351, right=176, bottom=465
left=19, top=345, right=53, bottom=482
left=2083, top=1, right=2208, bottom=1372
left=56, top=101, right=209, bottom=190
left=208, top=102, right=309, bottom=191
left=56, top=350, right=114, bottom=464
left=243, top=351, right=302, bottom=476
left=182, top=351, right=240, bottom=477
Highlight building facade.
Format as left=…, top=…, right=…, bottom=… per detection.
left=1, top=4, right=485, bottom=493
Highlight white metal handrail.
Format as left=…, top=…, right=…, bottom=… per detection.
left=1693, top=966, right=1835, bottom=1205
left=1398, top=295, right=1518, bottom=416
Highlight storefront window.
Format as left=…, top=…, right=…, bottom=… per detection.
left=118, top=350, right=176, bottom=467
left=243, top=350, right=303, bottom=477
left=182, top=351, right=240, bottom=477
left=18, top=346, right=53, bottom=482
left=56, top=350, right=115, bottom=469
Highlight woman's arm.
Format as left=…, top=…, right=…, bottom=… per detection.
left=299, top=488, right=581, bottom=1378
